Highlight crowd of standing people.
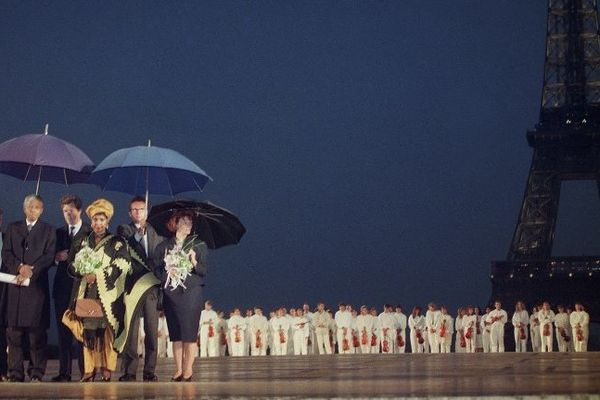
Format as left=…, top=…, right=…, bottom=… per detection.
left=0, top=194, right=593, bottom=385
left=0, top=194, right=207, bottom=383
left=141, top=300, right=591, bottom=358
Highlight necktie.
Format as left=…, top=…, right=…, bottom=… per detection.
left=69, top=226, right=75, bottom=237
left=27, top=224, right=33, bottom=232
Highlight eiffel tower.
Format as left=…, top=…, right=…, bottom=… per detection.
left=491, top=0, right=600, bottom=320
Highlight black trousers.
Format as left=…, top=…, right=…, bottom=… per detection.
left=7, top=326, right=47, bottom=380
left=54, top=296, right=84, bottom=377
left=120, top=286, right=159, bottom=377
left=0, top=326, right=7, bottom=376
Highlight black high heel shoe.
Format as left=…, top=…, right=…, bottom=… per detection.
left=80, top=373, right=96, bottom=382
left=171, top=375, right=183, bottom=382
left=183, top=375, right=193, bottom=382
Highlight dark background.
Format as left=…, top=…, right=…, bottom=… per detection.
left=1, top=0, right=599, bottom=344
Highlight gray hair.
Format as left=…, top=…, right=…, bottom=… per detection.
left=23, top=194, right=44, bottom=209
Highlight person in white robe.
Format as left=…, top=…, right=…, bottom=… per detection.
left=529, top=306, right=541, bottom=352
left=425, top=303, right=441, bottom=353
left=286, top=308, right=295, bottom=355
left=463, top=306, right=477, bottom=353
left=554, top=305, right=570, bottom=352
left=350, top=309, right=360, bottom=354
left=570, top=302, right=589, bottom=352
left=292, top=309, right=310, bottom=355
left=474, top=307, right=484, bottom=352
left=199, top=301, right=219, bottom=357
left=334, top=304, right=353, bottom=354
left=228, top=309, right=246, bottom=357
left=378, top=304, right=397, bottom=354
left=217, top=312, right=228, bottom=356
left=511, top=301, right=529, bottom=353
left=244, top=309, right=253, bottom=356
left=328, top=310, right=337, bottom=353
left=538, top=302, right=555, bottom=352
left=271, top=308, right=291, bottom=356
left=455, top=308, right=466, bottom=353
left=312, top=303, right=333, bottom=355
left=481, top=307, right=492, bottom=353
left=486, top=301, right=508, bottom=353
left=356, top=306, right=374, bottom=354
left=302, top=303, right=316, bottom=354
left=248, top=307, right=269, bottom=356
left=394, top=305, right=408, bottom=354
left=408, top=306, right=426, bottom=353
left=369, top=308, right=381, bottom=353
left=435, top=306, right=454, bottom=353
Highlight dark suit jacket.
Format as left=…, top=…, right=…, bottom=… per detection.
left=2, top=220, right=56, bottom=328
left=52, top=221, right=92, bottom=304
left=117, top=222, right=163, bottom=267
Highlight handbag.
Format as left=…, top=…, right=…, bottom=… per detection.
left=75, top=298, right=104, bottom=318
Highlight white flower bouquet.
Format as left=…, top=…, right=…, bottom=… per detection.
left=164, top=238, right=196, bottom=291
left=72, top=242, right=104, bottom=275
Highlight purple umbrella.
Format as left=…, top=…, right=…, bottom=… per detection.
left=0, top=124, right=94, bottom=194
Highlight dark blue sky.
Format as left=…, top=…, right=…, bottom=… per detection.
left=1, top=1, right=599, bottom=316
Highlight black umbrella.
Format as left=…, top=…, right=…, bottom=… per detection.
left=148, top=200, right=246, bottom=249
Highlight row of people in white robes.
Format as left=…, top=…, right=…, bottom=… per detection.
left=140, top=301, right=590, bottom=357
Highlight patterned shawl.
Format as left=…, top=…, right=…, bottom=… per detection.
left=75, top=233, right=159, bottom=353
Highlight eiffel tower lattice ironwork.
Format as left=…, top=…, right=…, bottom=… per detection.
left=490, top=0, right=600, bottom=321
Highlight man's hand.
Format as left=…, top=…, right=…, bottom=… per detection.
left=55, top=250, right=69, bottom=263
left=18, top=264, right=34, bottom=279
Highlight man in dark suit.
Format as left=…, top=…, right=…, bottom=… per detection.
left=2, top=195, right=56, bottom=382
left=118, top=196, right=162, bottom=382
left=50, top=195, right=91, bottom=382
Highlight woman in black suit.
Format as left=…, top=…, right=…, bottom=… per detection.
left=151, top=210, right=207, bottom=382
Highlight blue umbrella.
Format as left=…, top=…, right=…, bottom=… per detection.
left=0, top=124, right=94, bottom=194
left=88, top=140, right=212, bottom=204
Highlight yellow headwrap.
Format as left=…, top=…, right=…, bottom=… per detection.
left=86, top=198, right=114, bottom=221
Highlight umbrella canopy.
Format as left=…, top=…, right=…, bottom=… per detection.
left=88, top=141, right=212, bottom=199
left=0, top=125, right=94, bottom=194
left=148, top=200, right=246, bottom=249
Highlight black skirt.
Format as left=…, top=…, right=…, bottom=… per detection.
left=162, top=274, right=203, bottom=343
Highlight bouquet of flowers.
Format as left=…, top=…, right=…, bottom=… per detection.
left=72, top=242, right=104, bottom=275
left=163, top=238, right=196, bottom=291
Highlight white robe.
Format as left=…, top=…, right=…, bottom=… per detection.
left=199, top=309, right=219, bottom=357
left=425, top=310, right=441, bottom=353
left=486, top=309, right=507, bottom=352
left=569, top=310, right=590, bottom=352
left=228, top=315, right=247, bottom=357
left=334, top=311, right=353, bottom=354
left=248, top=314, right=270, bottom=356
left=378, top=312, right=397, bottom=354
left=270, top=316, right=291, bottom=356
left=408, top=314, right=426, bottom=353
left=554, top=312, right=570, bottom=352
left=538, top=310, right=555, bottom=352
left=512, top=310, right=529, bottom=353
left=435, top=314, right=453, bottom=353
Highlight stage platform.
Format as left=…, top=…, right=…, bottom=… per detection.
left=0, top=353, right=598, bottom=399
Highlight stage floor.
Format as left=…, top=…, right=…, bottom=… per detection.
left=0, top=352, right=598, bottom=399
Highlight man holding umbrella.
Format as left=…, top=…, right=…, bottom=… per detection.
left=118, top=196, right=162, bottom=382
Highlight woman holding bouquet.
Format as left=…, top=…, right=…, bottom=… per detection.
left=66, top=199, right=156, bottom=382
left=151, top=210, right=208, bottom=382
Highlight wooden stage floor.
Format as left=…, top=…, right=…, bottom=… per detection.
left=0, top=352, right=598, bottom=399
